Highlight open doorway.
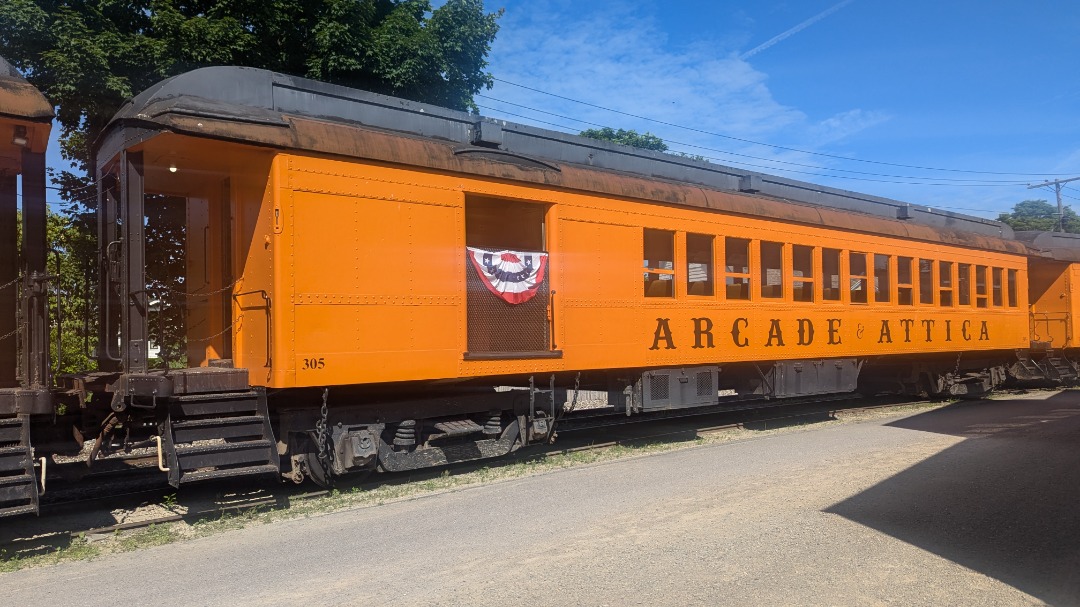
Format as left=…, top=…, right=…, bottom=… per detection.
left=464, top=195, right=551, bottom=356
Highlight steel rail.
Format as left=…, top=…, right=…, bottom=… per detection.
left=7, top=394, right=943, bottom=544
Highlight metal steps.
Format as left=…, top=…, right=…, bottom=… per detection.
left=1012, top=349, right=1079, bottom=383
left=0, top=416, right=39, bottom=518
left=159, top=389, right=280, bottom=487
left=1045, top=353, right=1078, bottom=381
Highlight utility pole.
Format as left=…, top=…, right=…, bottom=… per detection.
left=1028, top=176, right=1080, bottom=232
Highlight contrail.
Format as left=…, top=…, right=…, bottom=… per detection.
left=739, top=0, right=857, bottom=60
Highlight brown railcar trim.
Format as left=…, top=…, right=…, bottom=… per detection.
left=135, top=111, right=1026, bottom=256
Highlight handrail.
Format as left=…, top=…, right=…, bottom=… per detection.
left=233, top=289, right=272, bottom=368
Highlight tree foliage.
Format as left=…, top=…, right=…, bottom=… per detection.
left=0, top=0, right=502, bottom=374
left=580, top=127, right=669, bottom=152
left=997, top=199, right=1080, bottom=233
left=1, top=0, right=503, bottom=173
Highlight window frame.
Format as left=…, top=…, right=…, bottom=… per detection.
left=685, top=232, right=715, bottom=298
left=722, top=236, right=753, bottom=301
left=643, top=228, right=676, bottom=298
left=849, top=252, right=868, bottom=305
left=791, top=244, right=815, bottom=303
left=759, top=240, right=785, bottom=300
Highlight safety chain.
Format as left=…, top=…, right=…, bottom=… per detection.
left=0, top=326, right=18, bottom=342
left=150, top=278, right=241, bottom=299
left=546, top=372, right=582, bottom=445
left=952, top=352, right=963, bottom=377
left=563, top=372, right=582, bottom=416
left=186, top=315, right=242, bottom=344
left=315, top=388, right=334, bottom=485
left=0, top=275, right=21, bottom=292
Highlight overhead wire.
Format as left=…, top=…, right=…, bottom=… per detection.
left=491, top=77, right=1074, bottom=178
left=476, top=103, right=1028, bottom=188
left=478, top=94, right=1034, bottom=185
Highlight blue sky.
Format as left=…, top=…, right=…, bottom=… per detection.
left=39, top=1, right=1080, bottom=219
left=478, top=0, right=1080, bottom=218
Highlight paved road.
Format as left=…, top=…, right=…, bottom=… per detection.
left=5, top=393, right=1080, bottom=606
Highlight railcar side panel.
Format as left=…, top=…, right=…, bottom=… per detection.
left=1028, top=259, right=1073, bottom=348
left=262, top=152, right=1030, bottom=389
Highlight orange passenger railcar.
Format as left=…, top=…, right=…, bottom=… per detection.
left=37, top=65, right=1064, bottom=490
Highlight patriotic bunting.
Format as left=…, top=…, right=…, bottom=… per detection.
left=467, top=247, right=548, bottom=304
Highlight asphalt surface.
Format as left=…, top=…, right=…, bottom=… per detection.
left=4, top=392, right=1080, bottom=606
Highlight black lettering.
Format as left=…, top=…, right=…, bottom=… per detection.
left=827, top=319, right=842, bottom=345
left=878, top=320, right=893, bottom=344
left=797, top=318, right=814, bottom=346
left=900, top=319, right=914, bottom=343
left=650, top=318, right=676, bottom=350
left=962, top=320, right=972, bottom=341
left=765, top=319, right=785, bottom=347
left=731, top=318, right=749, bottom=348
left=945, top=319, right=952, bottom=342
left=921, top=319, right=934, bottom=342
left=692, top=317, right=715, bottom=349
left=979, top=320, right=990, bottom=341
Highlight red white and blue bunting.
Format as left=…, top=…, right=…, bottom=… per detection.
left=467, top=247, right=548, bottom=305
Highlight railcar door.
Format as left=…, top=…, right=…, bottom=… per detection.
left=463, top=196, right=554, bottom=357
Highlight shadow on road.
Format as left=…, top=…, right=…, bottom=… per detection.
left=826, top=392, right=1080, bottom=605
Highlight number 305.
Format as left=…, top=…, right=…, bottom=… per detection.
left=302, top=357, right=325, bottom=370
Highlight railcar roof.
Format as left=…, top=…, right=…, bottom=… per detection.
left=0, top=56, right=53, bottom=123
left=1014, top=231, right=1080, bottom=262
left=97, top=65, right=1018, bottom=247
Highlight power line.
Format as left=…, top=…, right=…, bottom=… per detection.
left=477, top=103, right=1029, bottom=188
left=492, top=77, right=1075, bottom=178
left=1027, top=176, right=1080, bottom=232
left=479, top=94, right=1034, bottom=184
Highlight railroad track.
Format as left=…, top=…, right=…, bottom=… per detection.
left=4, top=394, right=937, bottom=547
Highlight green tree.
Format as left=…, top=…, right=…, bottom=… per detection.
left=997, top=199, right=1080, bottom=233
left=580, top=127, right=669, bottom=152
left=1, top=0, right=502, bottom=373
left=1, top=0, right=502, bottom=177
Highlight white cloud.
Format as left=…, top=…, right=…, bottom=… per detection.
left=809, top=109, right=893, bottom=147
left=484, top=1, right=885, bottom=169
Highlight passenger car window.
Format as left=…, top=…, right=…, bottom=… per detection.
left=957, top=263, right=971, bottom=306
left=643, top=229, right=675, bottom=298
left=939, top=261, right=954, bottom=307
left=849, top=252, right=868, bottom=304
left=897, top=256, right=913, bottom=305
left=822, top=248, right=841, bottom=301
left=686, top=233, right=714, bottom=297
left=760, top=241, right=784, bottom=299
left=792, top=245, right=814, bottom=302
left=919, top=259, right=934, bottom=304
left=873, top=254, right=890, bottom=303
left=724, top=237, right=751, bottom=300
